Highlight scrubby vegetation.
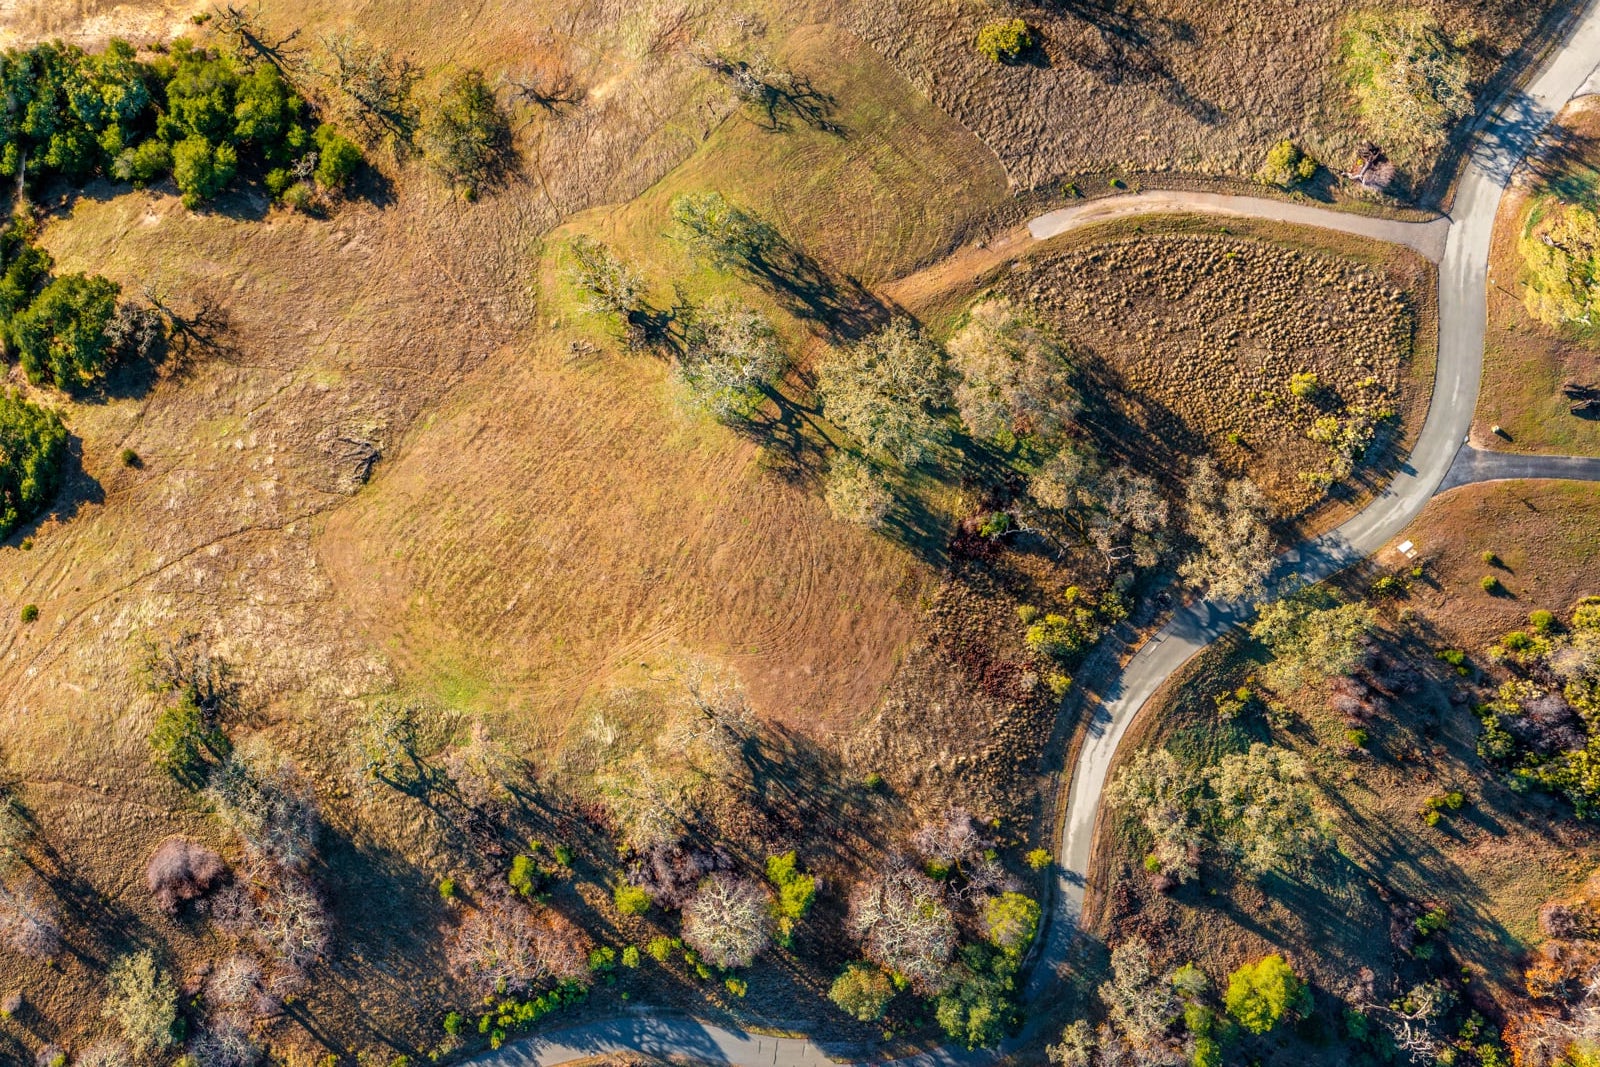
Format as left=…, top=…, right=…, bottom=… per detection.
left=1520, top=196, right=1600, bottom=329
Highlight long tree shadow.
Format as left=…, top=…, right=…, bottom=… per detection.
left=1038, top=0, right=1220, bottom=125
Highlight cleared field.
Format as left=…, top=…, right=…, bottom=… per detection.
left=1477, top=95, right=1600, bottom=456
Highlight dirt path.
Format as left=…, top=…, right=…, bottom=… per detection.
left=472, top=1, right=1600, bottom=1061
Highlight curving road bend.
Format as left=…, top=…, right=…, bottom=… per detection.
left=474, top=4, right=1600, bottom=1062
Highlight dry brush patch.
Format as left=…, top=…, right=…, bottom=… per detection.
left=837, top=0, right=1560, bottom=195
left=1004, top=229, right=1430, bottom=518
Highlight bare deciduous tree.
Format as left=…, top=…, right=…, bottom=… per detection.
left=0, top=878, right=60, bottom=959
left=947, top=298, right=1077, bottom=444
left=204, top=743, right=319, bottom=872
left=147, top=836, right=230, bottom=915
left=1178, top=458, right=1275, bottom=602
left=818, top=318, right=948, bottom=466
left=847, top=865, right=958, bottom=995
left=682, top=873, right=773, bottom=969
left=824, top=452, right=893, bottom=528
left=446, top=898, right=590, bottom=997
left=1098, top=938, right=1180, bottom=1055
left=1104, top=750, right=1202, bottom=885
left=318, top=29, right=421, bottom=142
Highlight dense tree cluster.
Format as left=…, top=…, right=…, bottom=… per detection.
left=1476, top=599, right=1600, bottom=814
left=0, top=37, right=363, bottom=209
left=1177, top=458, right=1276, bottom=602
left=1107, top=739, right=1330, bottom=882
left=0, top=390, right=67, bottom=538
left=1250, top=590, right=1377, bottom=693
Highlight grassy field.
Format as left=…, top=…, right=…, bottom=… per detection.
left=1477, top=96, right=1600, bottom=456
left=1084, top=479, right=1600, bottom=1061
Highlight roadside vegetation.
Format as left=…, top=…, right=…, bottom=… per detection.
left=1078, top=480, right=1600, bottom=1066
left=1479, top=96, right=1600, bottom=455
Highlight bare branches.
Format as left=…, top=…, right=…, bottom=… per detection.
left=212, top=3, right=304, bottom=78
left=681, top=873, right=773, bottom=969
left=847, top=865, right=958, bottom=995
left=317, top=29, right=421, bottom=144
left=446, top=898, right=590, bottom=998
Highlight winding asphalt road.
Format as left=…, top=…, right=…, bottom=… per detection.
left=473, top=4, right=1600, bottom=1062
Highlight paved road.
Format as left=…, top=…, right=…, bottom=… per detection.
left=1440, top=444, right=1600, bottom=490
left=473, top=3, right=1600, bottom=1062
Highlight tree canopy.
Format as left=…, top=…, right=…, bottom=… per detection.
left=818, top=318, right=948, bottom=466
left=1224, top=955, right=1308, bottom=1034
left=0, top=392, right=67, bottom=539
left=1250, top=590, right=1377, bottom=692
left=1343, top=10, right=1473, bottom=152
left=1520, top=198, right=1600, bottom=328
left=10, top=273, right=121, bottom=390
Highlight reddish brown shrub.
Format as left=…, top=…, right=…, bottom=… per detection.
left=147, top=837, right=230, bottom=915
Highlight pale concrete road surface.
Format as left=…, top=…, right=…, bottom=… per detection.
left=473, top=3, right=1600, bottom=1061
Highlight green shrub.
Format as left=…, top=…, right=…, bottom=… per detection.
left=1345, top=728, right=1369, bottom=748
left=1414, top=905, right=1449, bottom=937
left=120, top=448, right=140, bottom=468
left=171, top=136, right=238, bottom=208
left=10, top=273, right=121, bottom=389
left=442, top=1011, right=463, bottom=1036
left=645, top=936, right=676, bottom=963
left=282, top=181, right=316, bottom=213
left=587, top=946, right=615, bottom=974
left=983, top=892, right=1040, bottom=957
left=1258, top=140, right=1317, bottom=187
left=1483, top=551, right=1501, bottom=566
left=313, top=124, right=363, bottom=190
left=862, top=771, right=885, bottom=791
left=765, top=852, right=817, bottom=947
left=1574, top=596, right=1600, bottom=630
left=19, top=604, right=38, bottom=623
left=621, top=946, right=640, bottom=969
left=613, top=882, right=651, bottom=917
left=438, top=877, right=456, bottom=901
left=830, top=962, right=894, bottom=1022
left=1025, top=609, right=1099, bottom=661
left=1481, top=575, right=1502, bottom=594
left=1025, top=848, right=1052, bottom=870
left=1192, top=1036, right=1222, bottom=1067
left=1370, top=574, right=1409, bottom=599
left=724, top=977, right=747, bottom=997
left=1224, top=955, right=1308, bottom=1034
left=975, top=19, right=1033, bottom=64
left=148, top=693, right=230, bottom=787
left=1530, top=609, right=1556, bottom=633
left=113, top=139, right=173, bottom=186
left=508, top=853, right=540, bottom=898
left=1289, top=372, right=1321, bottom=400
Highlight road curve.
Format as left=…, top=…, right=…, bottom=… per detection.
left=473, top=4, right=1600, bottom=1062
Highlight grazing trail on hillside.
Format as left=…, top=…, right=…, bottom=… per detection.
left=472, top=2, right=1600, bottom=1062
